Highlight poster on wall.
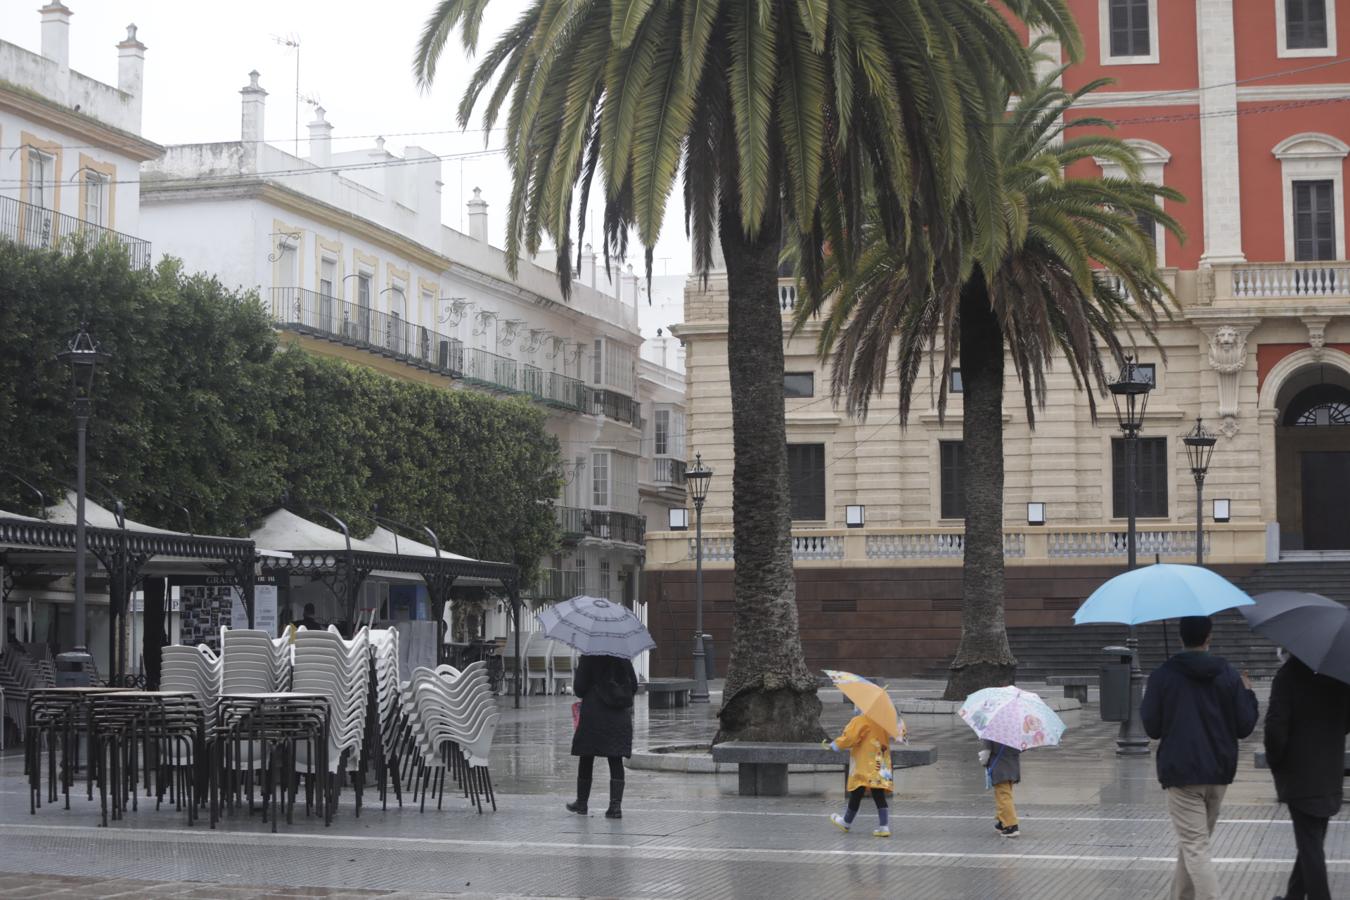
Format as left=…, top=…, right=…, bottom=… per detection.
left=231, top=584, right=278, bottom=635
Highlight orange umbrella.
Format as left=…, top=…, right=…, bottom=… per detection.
left=826, top=669, right=905, bottom=739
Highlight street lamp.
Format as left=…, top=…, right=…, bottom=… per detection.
left=686, top=453, right=713, bottom=703
left=55, top=324, right=110, bottom=684
left=1182, top=418, right=1217, bottom=566
left=1108, top=355, right=1153, bottom=757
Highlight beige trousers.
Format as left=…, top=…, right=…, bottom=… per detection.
left=1165, top=784, right=1227, bottom=900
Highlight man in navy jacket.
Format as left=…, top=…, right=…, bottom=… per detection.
left=1140, top=615, right=1259, bottom=900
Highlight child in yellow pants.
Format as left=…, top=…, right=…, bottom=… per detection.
left=980, top=740, right=1021, bottom=838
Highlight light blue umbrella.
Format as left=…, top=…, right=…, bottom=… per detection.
left=1073, top=564, right=1254, bottom=626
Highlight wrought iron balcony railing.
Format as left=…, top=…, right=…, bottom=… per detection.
left=554, top=506, right=646, bottom=545
left=591, top=388, right=641, bottom=425
left=0, top=194, right=151, bottom=269
left=652, top=457, right=687, bottom=486
left=269, top=287, right=589, bottom=411
left=271, top=287, right=465, bottom=377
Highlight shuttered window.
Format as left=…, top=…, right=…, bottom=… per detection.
left=1286, top=0, right=1329, bottom=49
left=1108, top=0, right=1151, bottom=57
left=1293, top=180, right=1336, bottom=262
left=787, top=443, right=826, bottom=520
left=1112, top=437, right=1169, bottom=518
left=940, top=441, right=966, bottom=520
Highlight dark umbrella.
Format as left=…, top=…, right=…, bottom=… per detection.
left=1241, top=591, right=1350, bottom=686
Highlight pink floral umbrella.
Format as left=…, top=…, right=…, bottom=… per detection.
left=957, top=686, right=1066, bottom=751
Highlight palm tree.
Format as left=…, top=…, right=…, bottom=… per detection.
left=414, top=1, right=1080, bottom=738
left=797, top=69, right=1184, bottom=700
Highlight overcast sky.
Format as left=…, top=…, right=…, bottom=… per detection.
left=1, top=0, right=694, bottom=279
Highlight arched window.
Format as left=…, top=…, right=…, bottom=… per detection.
left=1283, top=383, right=1350, bottom=426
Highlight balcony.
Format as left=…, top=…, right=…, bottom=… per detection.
left=1, top=194, right=151, bottom=269
left=652, top=457, right=687, bottom=487
left=463, top=346, right=520, bottom=393
left=591, top=388, right=641, bottom=425
left=270, top=287, right=465, bottom=377
left=1214, top=261, right=1350, bottom=302
left=644, top=522, right=1270, bottom=568
left=554, top=506, right=646, bottom=546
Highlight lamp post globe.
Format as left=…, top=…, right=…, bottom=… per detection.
left=54, top=324, right=110, bottom=686
left=686, top=453, right=713, bottom=703
left=1107, top=355, right=1153, bottom=756
left=1182, top=418, right=1217, bottom=566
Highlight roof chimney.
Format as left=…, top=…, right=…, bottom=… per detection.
left=308, top=105, right=332, bottom=166
left=579, top=242, right=596, bottom=287
left=39, top=2, right=72, bottom=71
left=116, top=24, right=146, bottom=130
left=240, top=70, right=266, bottom=172
left=467, top=187, right=488, bottom=242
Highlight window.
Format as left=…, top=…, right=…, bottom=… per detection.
left=950, top=369, right=964, bottom=394
left=654, top=409, right=670, bottom=455
left=357, top=273, right=373, bottom=341
left=598, top=560, right=611, bottom=600
left=575, top=554, right=586, bottom=594
left=1293, top=180, right=1336, bottom=261
left=1107, top=0, right=1151, bottom=58
left=1112, top=436, right=1169, bottom=518
left=591, top=451, right=609, bottom=507
left=27, top=149, right=52, bottom=208
left=83, top=172, right=107, bottom=226
left=940, top=441, right=966, bottom=519
left=593, top=339, right=603, bottom=385
left=1284, top=0, right=1330, bottom=50
left=787, top=443, right=826, bottom=520
left=784, top=372, right=815, bottom=398
left=1132, top=363, right=1157, bottom=387
left=319, top=258, right=336, bottom=333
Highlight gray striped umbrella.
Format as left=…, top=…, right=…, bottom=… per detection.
left=536, top=595, right=656, bottom=659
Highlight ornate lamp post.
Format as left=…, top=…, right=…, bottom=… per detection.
left=1108, top=356, right=1153, bottom=756
left=55, top=324, right=110, bottom=683
left=1182, top=418, right=1217, bottom=566
left=685, top=453, right=713, bottom=703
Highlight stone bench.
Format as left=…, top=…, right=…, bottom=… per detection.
left=711, top=741, right=938, bottom=797
left=1254, top=750, right=1350, bottom=772
left=1046, top=675, right=1095, bottom=704
left=644, top=678, right=697, bottom=709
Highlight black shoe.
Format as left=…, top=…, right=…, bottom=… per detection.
left=1000, top=824, right=1019, bottom=839
left=604, top=778, right=624, bottom=819
left=566, top=800, right=588, bottom=815
left=994, top=819, right=1004, bottom=832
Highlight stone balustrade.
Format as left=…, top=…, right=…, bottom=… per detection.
left=1215, top=262, right=1350, bottom=302
left=648, top=522, right=1268, bottom=568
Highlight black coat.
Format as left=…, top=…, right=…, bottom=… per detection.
left=1140, top=650, right=1259, bottom=789
left=983, top=740, right=1021, bottom=785
left=1265, top=656, right=1350, bottom=818
left=570, top=655, right=638, bottom=759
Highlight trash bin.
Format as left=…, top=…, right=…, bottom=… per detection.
left=54, top=650, right=95, bottom=687
left=699, top=633, right=716, bottom=682
left=1100, top=645, right=1133, bottom=722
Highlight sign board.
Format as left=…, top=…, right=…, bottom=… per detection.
left=231, top=584, right=278, bottom=635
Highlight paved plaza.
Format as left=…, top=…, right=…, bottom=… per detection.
left=0, top=680, right=1346, bottom=899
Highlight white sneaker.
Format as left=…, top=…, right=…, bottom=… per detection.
left=873, top=825, right=891, bottom=838
left=829, top=813, right=850, bottom=833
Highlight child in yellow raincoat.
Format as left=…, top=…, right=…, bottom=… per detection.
left=825, top=709, right=897, bottom=837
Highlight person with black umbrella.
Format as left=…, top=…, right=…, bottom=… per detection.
left=1265, top=649, right=1350, bottom=900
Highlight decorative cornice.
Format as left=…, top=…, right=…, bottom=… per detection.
left=0, top=82, right=162, bottom=161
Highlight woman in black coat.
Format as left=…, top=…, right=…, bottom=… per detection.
left=1265, top=653, right=1350, bottom=900
left=566, top=654, right=638, bottom=819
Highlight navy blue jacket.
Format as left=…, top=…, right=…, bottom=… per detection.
left=1140, top=651, right=1259, bottom=789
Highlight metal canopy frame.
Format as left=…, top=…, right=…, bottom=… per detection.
left=0, top=515, right=260, bottom=680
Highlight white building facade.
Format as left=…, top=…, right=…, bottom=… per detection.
left=138, top=72, right=686, bottom=670
left=0, top=2, right=158, bottom=267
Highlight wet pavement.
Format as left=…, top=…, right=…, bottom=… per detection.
left=0, top=679, right=1346, bottom=898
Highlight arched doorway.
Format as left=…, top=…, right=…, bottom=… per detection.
left=1275, top=366, right=1350, bottom=551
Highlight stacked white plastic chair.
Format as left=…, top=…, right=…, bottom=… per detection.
left=549, top=642, right=575, bottom=694
left=220, top=628, right=290, bottom=694
left=524, top=634, right=551, bottom=695
left=398, top=661, right=499, bottom=812
left=160, top=644, right=222, bottom=722
left=291, top=626, right=371, bottom=813
left=367, top=627, right=402, bottom=808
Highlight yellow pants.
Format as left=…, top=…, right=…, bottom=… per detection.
left=994, top=781, right=1019, bottom=827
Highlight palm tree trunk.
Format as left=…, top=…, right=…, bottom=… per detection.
left=714, top=189, right=822, bottom=742
left=942, top=278, right=1017, bottom=701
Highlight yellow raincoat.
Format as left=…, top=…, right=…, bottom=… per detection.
left=832, top=715, right=894, bottom=793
